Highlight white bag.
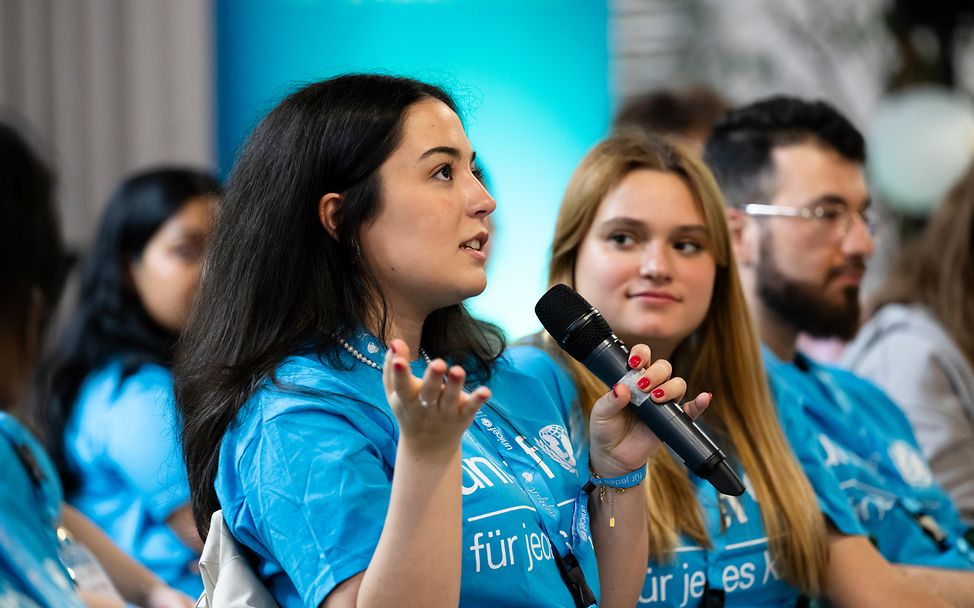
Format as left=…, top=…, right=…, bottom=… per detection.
left=197, top=510, right=279, bottom=608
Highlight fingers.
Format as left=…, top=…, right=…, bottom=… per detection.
left=464, top=386, right=491, bottom=416
left=382, top=339, right=408, bottom=395
left=644, top=376, right=687, bottom=404
left=389, top=349, right=420, bottom=404
left=626, top=343, right=652, bottom=370
left=626, top=343, right=699, bottom=408
left=382, top=341, right=486, bottom=418
left=440, top=365, right=466, bottom=410
left=418, top=358, right=448, bottom=408
left=591, top=382, right=631, bottom=421
left=683, top=392, right=712, bottom=420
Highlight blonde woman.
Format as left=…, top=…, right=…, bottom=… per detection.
left=536, top=132, right=947, bottom=606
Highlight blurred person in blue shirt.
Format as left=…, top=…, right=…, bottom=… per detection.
left=706, top=95, right=974, bottom=605
left=42, top=167, right=221, bottom=597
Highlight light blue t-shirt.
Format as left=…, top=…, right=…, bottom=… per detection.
left=0, top=412, right=83, bottom=607
left=65, top=360, right=201, bottom=595
left=763, top=348, right=974, bottom=570
left=631, top=381, right=862, bottom=607
left=216, top=334, right=598, bottom=608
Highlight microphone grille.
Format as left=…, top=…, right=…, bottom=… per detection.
left=535, top=284, right=615, bottom=360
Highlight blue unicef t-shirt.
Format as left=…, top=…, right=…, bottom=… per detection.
left=65, top=360, right=201, bottom=595
left=216, top=335, right=598, bottom=608
left=0, top=412, right=84, bottom=607
left=763, top=348, right=974, bottom=570
left=634, top=387, right=862, bottom=607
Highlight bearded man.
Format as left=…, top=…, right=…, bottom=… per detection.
left=706, top=96, right=974, bottom=606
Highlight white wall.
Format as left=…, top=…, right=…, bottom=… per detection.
left=0, top=0, right=214, bottom=247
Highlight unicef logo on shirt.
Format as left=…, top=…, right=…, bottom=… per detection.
left=888, top=440, right=933, bottom=488
left=535, top=425, right=576, bottom=473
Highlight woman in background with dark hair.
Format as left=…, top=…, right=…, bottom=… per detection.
left=175, top=73, right=708, bottom=608
left=44, top=168, right=220, bottom=596
left=0, top=120, right=84, bottom=607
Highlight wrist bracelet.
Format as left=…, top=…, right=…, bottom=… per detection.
left=583, top=464, right=647, bottom=528
left=583, top=463, right=647, bottom=493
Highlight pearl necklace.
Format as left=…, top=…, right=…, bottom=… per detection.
left=335, top=336, right=432, bottom=371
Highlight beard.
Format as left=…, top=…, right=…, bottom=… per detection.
left=755, top=231, right=863, bottom=340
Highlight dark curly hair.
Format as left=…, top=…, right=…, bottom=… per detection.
left=703, top=96, right=865, bottom=206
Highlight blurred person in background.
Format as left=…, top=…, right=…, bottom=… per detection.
left=1, top=121, right=196, bottom=608
left=612, top=85, right=729, bottom=156
left=0, top=119, right=84, bottom=607
left=536, top=131, right=946, bottom=607
left=842, top=160, right=974, bottom=526
left=42, top=168, right=221, bottom=597
left=707, top=95, right=974, bottom=605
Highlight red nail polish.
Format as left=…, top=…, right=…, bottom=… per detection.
left=390, top=343, right=398, bottom=355
left=393, top=361, right=405, bottom=371
left=628, top=355, right=641, bottom=368
left=636, top=377, right=650, bottom=390
left=612, top=384, right=619, bottom=398
left=652, top=388, right=665, bottom=399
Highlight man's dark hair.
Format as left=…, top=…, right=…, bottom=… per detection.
left=703, top=96, right=866, bottom=206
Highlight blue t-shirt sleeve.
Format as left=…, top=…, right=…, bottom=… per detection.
left=104, top=367, right=190, bottom=520
left=233, top=407, right=393, bottom=608
left=771, top=378, right=865, bottom=537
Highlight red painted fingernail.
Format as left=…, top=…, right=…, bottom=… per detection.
left=628, top=355, right=641, bottom=368
left=636, top=377, right=651, bottom=390
left=612, top=384, right=619, bottom=398
left=390, top=343, right=398, bottom=354
left=652, top=388, right=665, bottom=399
left=393, top=361, right=405, bottom=371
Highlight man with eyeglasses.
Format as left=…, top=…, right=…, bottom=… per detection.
left=705, top=96, right=974, bottom=605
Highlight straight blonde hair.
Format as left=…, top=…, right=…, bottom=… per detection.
left=543, top=132, right=828, bottom=596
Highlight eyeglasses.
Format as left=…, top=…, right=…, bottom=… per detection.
left=740, top=202, right=876, bottom=240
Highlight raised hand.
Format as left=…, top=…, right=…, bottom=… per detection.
left=382, top=339, right=491, bottom=457
left=587, top=343, right=712, bottom=477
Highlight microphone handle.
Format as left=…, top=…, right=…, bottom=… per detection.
left=582, top=339, right=727, bottom=479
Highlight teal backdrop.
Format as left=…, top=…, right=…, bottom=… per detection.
left=216, top=0, right=611, bottom=339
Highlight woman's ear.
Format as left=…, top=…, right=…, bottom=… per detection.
left=318, top=193, right=343, bottom=240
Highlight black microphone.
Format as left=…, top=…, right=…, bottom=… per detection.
left=536, top=284, right=744, bottom=496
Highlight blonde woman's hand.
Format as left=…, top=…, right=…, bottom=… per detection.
left=382, top=338, right=490, bottom=459
left=587, top=343, right=711, bottom=478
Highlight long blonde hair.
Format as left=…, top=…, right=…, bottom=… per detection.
left=869, top=160, right=974, bottom=369
left=544, top=132, right=828, bottom=596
